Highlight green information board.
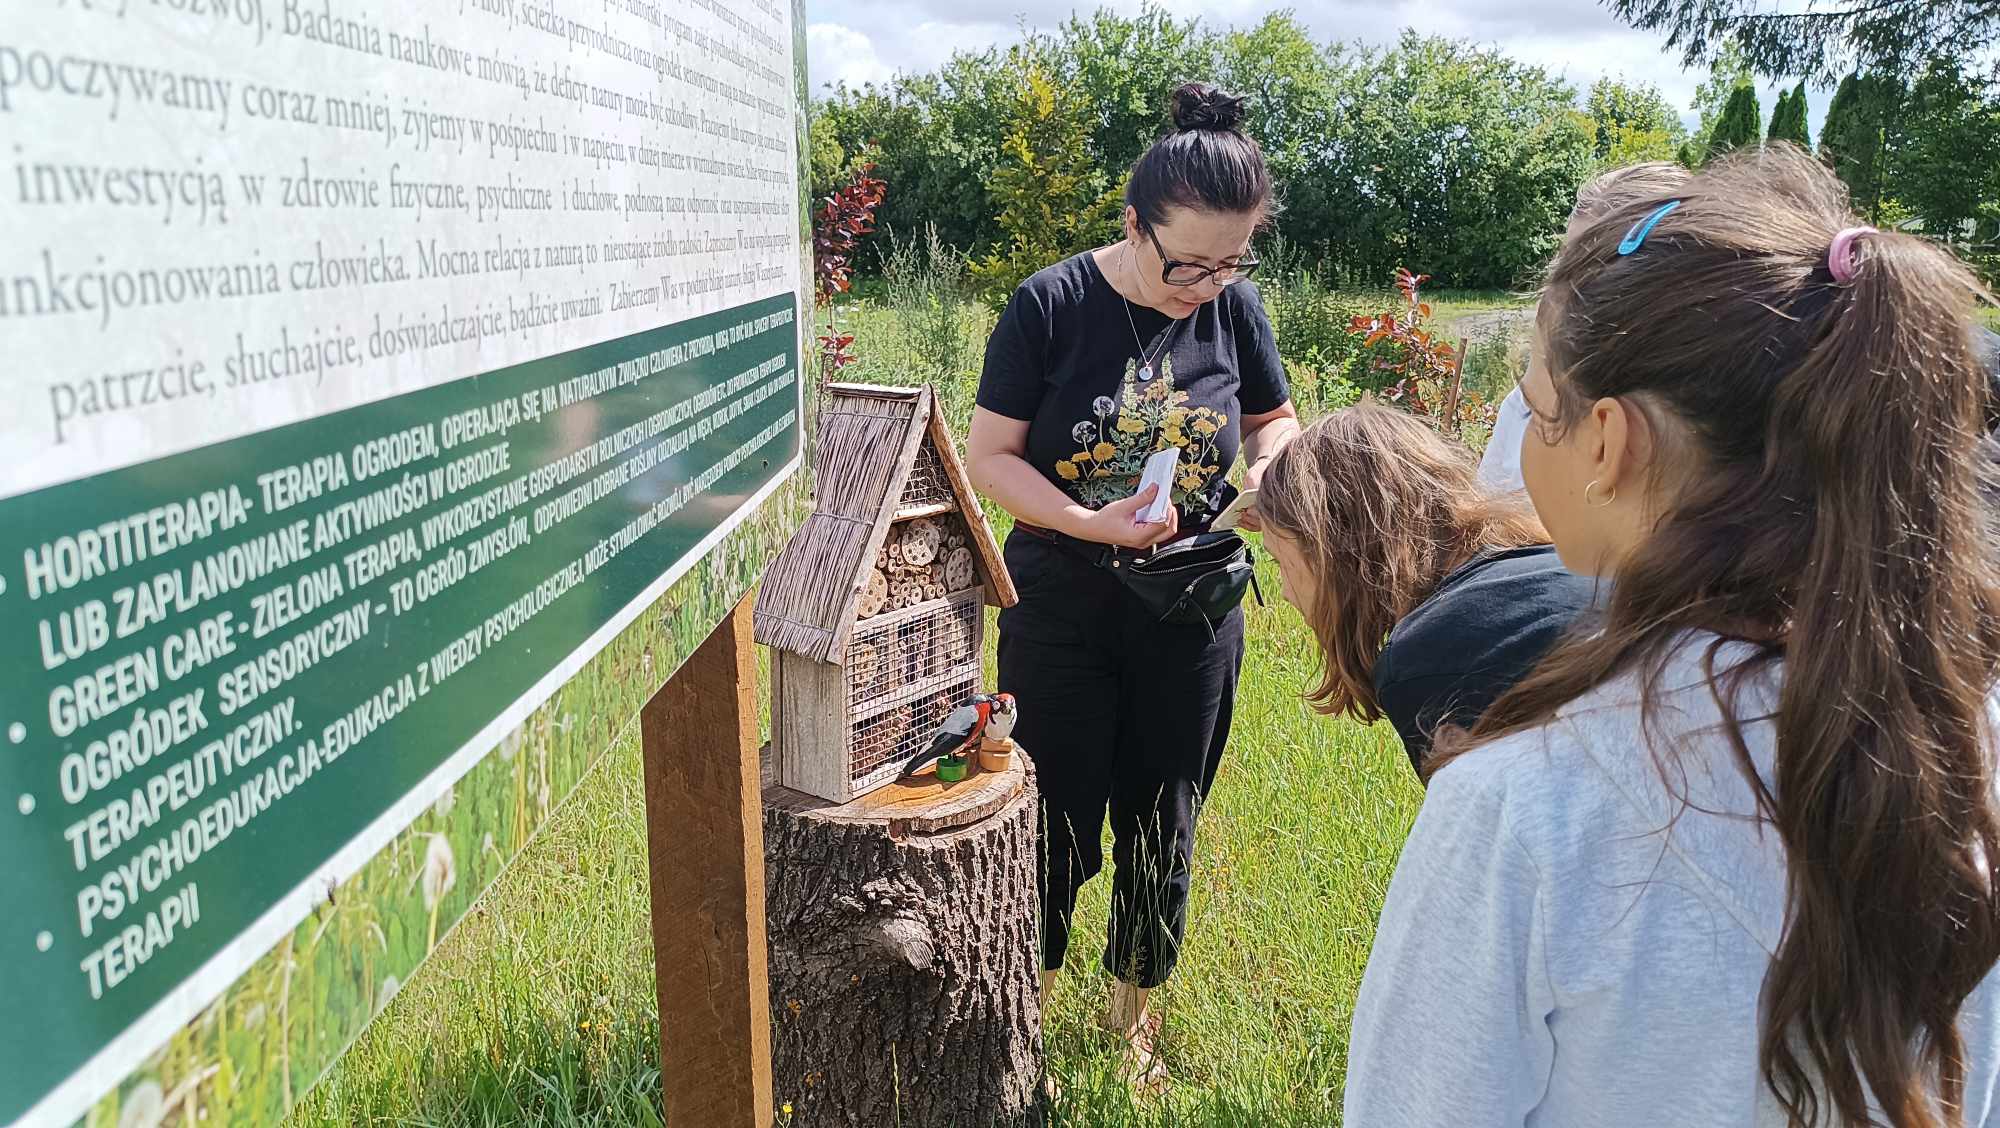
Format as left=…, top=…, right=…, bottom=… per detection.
left=0, top=0, right=813, bottom=1121
left=0, top=297, right=801, bottom=1123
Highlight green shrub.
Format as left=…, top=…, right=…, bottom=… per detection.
left=1258, top=240, right=1372, bottom=413
left=969, top=63, right=1123, bottom=305
left=1281, top=358, right=1361, bottom=419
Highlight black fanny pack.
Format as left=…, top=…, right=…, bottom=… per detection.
left=1037, top=527, right=1263, bottom=639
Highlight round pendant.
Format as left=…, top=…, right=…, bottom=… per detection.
left=1139, top=364, right=1155, bottom=383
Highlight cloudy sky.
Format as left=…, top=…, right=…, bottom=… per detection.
left=805, top=0, right=1819, bottom=134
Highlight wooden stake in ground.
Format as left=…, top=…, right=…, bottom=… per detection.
left=641, top=597, right=774, bottom=1127
left=764, top=756, right=1043, bottom=1127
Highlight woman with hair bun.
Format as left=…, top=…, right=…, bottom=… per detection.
left=966, top=81, right=1299, bottom=1091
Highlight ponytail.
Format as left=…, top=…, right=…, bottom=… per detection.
left=1457, top=147, right=2000, bottom=1127
left=1765, top=219, right=2000, bottom=1128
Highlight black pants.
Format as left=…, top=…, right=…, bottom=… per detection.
left=996, top=530, right=1244, bottom=989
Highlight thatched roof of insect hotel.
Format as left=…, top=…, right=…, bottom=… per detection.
left=755, top=383, right=1017, bottom=664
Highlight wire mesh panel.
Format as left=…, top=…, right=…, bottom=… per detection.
left=899, top=439, right=955, bottom=510
left=848, top=673, right=981, bottom=793
left=932, top=592, right=979, bottom=675
left=846, top=589, right=982, bottom=714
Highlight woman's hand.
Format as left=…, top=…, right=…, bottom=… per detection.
left=1071, top=485, right=1180, bottom=550
left=1237, top=402, right=1301, bottom=533
left=1237, top=455, right=1274, bottom=532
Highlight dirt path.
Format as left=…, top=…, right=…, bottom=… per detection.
left=1446, top=307, right=1534, bottom=344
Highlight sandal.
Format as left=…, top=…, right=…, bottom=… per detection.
left=1112, top=1012, right=1170, bottom=1098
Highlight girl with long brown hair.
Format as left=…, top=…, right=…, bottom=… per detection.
left=1344, top=147, right=2000, bottom=1127
left=1257, top=164, right=1686, bottom=776
left=1257, top=404, right=1586, bottom=775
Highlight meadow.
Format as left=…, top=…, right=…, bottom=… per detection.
left=289, top=248, right=1491, bottom=1126
left=294, top=559, right=1422, bottom=1127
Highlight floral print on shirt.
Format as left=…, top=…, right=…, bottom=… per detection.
left=1053, top=355, right=1229, bottom=513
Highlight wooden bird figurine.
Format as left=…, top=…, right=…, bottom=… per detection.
left=902, top=694, right=1004, bottom=780
left=982, top=693, right=1018, bottom=744
left=977, top=693, right=1019, bottom=772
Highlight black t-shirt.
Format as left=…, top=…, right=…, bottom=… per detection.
left=1980, top=326, right=2000, bottom=430
left=978, top=251, right=1290, bottom=524
left=1373, top=545, right=1597, bottom=776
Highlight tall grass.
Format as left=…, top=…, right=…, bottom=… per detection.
left=299, top=564, right=1418, bottom=1128
left=838, top=224, right=994, bottom=424
left=1258, top=237, right=1366, bottom=416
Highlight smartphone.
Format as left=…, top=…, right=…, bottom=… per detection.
left=1211, top=487, right=1259, bottom=531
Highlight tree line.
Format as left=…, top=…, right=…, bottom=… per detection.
left=1688, top=43, right=2000, bottom=241
left=809, top=7, right=2000, bottom=294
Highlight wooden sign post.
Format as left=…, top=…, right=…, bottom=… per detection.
left=643, top=597, right=775, bottom=1125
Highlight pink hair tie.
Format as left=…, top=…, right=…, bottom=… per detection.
left=1828, top=226, right=1876, bottom=283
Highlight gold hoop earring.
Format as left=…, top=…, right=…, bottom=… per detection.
left=1585, top=480, right=1616, bottom=508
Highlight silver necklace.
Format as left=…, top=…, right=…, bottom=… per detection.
left=1121, top=244, right=1178, bottom=382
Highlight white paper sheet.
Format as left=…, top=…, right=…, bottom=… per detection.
left=1136, top=447, right=1180, bottom=524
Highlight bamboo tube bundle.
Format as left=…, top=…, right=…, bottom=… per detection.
left=939, top=604, right=976, bottom=668
left=886, top=703, right=916, bottom=759
left=849, top=640, right=883, bottom=698
left=852, top=707, right=900, bottom=774
left=928, top=689, right=958, bottom=728
left=897, top=617, right=934, bottom=684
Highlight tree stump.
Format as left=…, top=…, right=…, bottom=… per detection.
left=763, top=750, right=1043, bottom=1127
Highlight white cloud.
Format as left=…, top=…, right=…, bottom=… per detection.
left=808, top=22, right=897, bottom=91
left=901, top=19, right=1021, bottom=72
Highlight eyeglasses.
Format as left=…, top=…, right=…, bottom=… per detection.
left=1144, top=226, right=1261, bottom=288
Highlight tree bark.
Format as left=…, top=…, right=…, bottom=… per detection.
left=763, top=755, right=1043, bottom=1127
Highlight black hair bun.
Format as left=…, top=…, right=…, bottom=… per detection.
left=1170, top=82, right=1248, bottom=133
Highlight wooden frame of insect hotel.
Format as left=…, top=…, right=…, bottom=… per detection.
left=754, top=384, right=1019, bottom=803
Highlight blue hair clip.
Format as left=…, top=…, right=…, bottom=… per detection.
left=1618, top=200, right=1683, bottom=256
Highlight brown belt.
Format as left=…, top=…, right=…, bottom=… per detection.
left=1011, top=520, right=1200, bottom=561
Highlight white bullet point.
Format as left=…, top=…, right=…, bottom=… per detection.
left=7, top=724, right=22, bottom=744
left=0, top=575, right=8, bottom=594
left=35, top=932, right=51, bottom=952
left=16, top=795, right=32, bottom=815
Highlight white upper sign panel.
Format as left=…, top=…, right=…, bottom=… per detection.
left=0, top=0, right=803, bottom=500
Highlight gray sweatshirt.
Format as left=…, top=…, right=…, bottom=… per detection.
left=1345, top=636, right=2000, bottom=1126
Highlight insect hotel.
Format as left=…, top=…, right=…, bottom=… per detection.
left=754, top=383, right=1017, bottom=804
